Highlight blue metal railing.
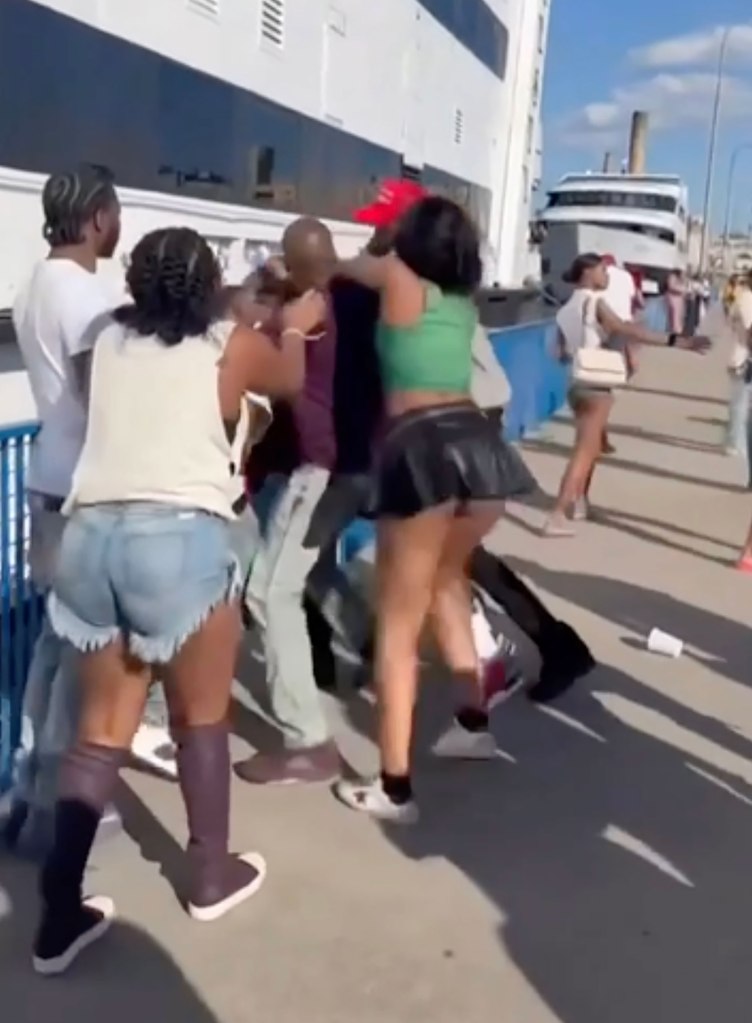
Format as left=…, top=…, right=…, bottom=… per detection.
left=0, top=319, right=562, bottom=788
left=0, top=422, right=43, bottom=790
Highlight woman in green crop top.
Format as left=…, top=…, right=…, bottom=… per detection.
left=330, top=195, right=537, bottom=822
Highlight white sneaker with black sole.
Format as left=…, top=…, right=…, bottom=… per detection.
left=334, top=776, right=419, bottom=824
left=131, top=724, right=178, bottom=780
left=33, top=895, right=115, bottom=976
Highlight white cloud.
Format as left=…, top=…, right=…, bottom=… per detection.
left=630, top=23, right=752, bottom=69
left=557, top=72, right=752, bottom=153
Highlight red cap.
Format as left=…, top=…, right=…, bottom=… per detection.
left=353, top=179, right=428, bottom=227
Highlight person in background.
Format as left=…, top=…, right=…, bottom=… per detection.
left=665, top=267, right=686, bottom=334
left=581, top=254, right=640, bottom=493
left=333, top=196, right=537, bottom=823
left=724, top=273, right=752, bottom=463
left=545, top=253, right=709, bottom=537
left=234, top=217, right=343, bottom=787
left=33, top=226, right=325, bottom=976
left=2, top=166, right=174, bottom=861
left=629, top=268, right=646, bottom=318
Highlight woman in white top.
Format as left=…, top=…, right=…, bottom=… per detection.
left=34, top=227, right=325, bottom=976
left=545, top=253, right=708, bottom=536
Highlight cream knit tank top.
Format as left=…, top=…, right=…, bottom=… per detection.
left=67, top=318, right=247, bottom=520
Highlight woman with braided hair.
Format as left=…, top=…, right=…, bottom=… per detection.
left=33, top=227, right=325, bottom=976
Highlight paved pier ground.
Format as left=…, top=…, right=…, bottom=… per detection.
left=3, top=341, right=752, bottom=1022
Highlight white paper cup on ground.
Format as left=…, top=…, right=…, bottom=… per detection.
left=647, top=628, right=683, bottom=658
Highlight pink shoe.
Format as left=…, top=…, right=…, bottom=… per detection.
left=735, top=555, right=752, bottom=574
left=483, top=656, right=524, bottom=710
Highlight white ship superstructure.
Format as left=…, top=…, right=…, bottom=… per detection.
left=0, top=0, right=551, bottom=420
left=538, top=172, right=689, bottom=302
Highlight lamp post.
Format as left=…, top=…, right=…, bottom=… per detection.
left=721, top=143, right=752, bottom=273
left=698, top=26, right=733, bottom=275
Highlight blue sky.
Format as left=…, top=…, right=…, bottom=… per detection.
left=542, top=2, right=752, bottom=230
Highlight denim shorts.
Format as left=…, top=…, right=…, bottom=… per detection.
left=48, top=503, right=240, bottom=664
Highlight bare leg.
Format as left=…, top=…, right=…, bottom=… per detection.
left=429, top=505, right=504, bottom=711
left=373, top=507, right=453, bottom=777
left=335, top=505, right=454, bottom=821
left=546, top=394, right=613, bottom=533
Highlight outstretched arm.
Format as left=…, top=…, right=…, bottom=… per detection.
left=596, top=298, right=709, bottom=352
left=336, top=253, right=393, bottom=291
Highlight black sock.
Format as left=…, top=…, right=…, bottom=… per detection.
left=380, top=772, right=413, bottom=805
left=456, top=707, right=490, bottom=732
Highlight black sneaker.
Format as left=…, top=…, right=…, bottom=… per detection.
left=33, top=896, right=115, bottom=976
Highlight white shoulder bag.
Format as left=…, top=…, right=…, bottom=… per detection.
left=572, top=294, right=627, bottom=388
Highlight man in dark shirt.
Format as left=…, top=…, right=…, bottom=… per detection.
left=234, top=218, right=344, bottom=786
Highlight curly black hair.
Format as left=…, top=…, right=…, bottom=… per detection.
left=114, top=228, right=221, bottom=346
left=393, top=196, right=482, bottom=295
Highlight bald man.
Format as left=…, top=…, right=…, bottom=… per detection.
left=236, top=218, right=343, bottom=786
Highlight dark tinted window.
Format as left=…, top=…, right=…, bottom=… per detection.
left=547, top=190, right=678, bottom=213
left=420, top=0, right=509, bottom=79
left=0, top=0, right=490, bottom=227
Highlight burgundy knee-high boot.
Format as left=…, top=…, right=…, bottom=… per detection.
left=34, top=742, right=126, bottom=975
left=175, top=722, right=266, bottom=921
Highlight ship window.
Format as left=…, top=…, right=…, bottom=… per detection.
left=187, top=0, right=220, bottom=18
left=419, top=0, right=509, bottom=79
left=260, top=0, right=285, bottom=48
left=0, top=0, right=491, bottom=233
left=454, top=108, right=464, bottom=145
left=548, top=190, right=678, bottom=213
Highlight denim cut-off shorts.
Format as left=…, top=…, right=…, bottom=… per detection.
left=48, top=503, right=240, bottom=664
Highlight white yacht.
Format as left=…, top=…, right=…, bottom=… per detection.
left=537, top=172, right=689, bottom=303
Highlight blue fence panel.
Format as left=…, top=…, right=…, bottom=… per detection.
left=0, top=422, right=43, bottom=792
left=489, top=319, right=568, bottom=440
left=340, top=318, right=563, bottom=562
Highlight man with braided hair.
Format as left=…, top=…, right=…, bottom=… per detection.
left=2, top=166, right=174, bottom=859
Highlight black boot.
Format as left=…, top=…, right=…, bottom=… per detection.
left=528, top=622, right=597, bottom=704
left=34, top=743, right=125, bottom=976
left=176, top=723, right=266, bottom=921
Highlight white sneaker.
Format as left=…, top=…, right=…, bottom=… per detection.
left=131, top=724, right=178, bottom=780
left=334, top=776, right=419, bottom=824
left=432, top=720, right=499, bottom=760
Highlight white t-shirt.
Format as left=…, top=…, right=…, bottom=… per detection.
left=603, top=265, right=636, bottom=322
left=13, top=260, right=116, bottom=497
left=729, top=287, right=752, bottom=371
left=556, top=289, right=607, bottom=354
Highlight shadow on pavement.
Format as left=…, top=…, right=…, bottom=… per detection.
left=521, top=438, right=743, bottom=495
left=0, top=856, right=221, bottom=1023
left=342, top=649, right=752, bottom=1022
left=504, top=504, right=737, bottom=568
left=626, top=383, right=726, bottom=407
left=507, top=560, right=750, bottom=686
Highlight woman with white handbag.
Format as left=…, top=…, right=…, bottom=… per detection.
left=543, top=253, right=709, bottom=537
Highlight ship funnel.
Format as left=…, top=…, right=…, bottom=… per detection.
left=628, top=111, right=648, bottom=174
left=602, top=152, right=615, bottom=173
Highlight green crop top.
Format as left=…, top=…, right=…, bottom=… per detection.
left=376, top=284, right=477, bottom=394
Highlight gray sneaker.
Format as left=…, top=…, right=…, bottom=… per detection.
left=234, top=742, right=340, bottom=785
